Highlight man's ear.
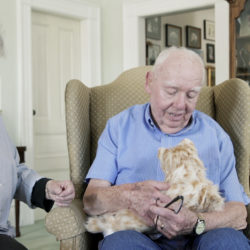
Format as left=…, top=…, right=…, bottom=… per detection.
left=145, top=71, right=153, bottom=94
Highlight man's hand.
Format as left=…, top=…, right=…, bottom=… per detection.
left=127, top=181, right=171, bottom=226
left=150, top=202, right=197, bottom=239
left=45, top=180, right=75, bottom=206
left=150, top=201, right=248, bottom=239
left=83, top=179, right=171, bottom=226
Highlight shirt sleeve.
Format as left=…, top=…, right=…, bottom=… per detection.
left=86, top=119, right=118, bottom=184
left=219, top=134, right=250, bottom=205
left=31, top=178, right=54, bottom=212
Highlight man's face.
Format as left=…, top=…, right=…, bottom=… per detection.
left=145, top=56, right=203, bottom=134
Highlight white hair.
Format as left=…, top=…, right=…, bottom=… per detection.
left=152, top=46, right=206, bottom=86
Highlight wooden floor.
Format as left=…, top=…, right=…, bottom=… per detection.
left=16, top=220, right=60, bottom=250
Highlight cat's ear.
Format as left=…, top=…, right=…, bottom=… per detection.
left=181, top=138, right=192, bottom=146
left=181, top=138, right=197, bottom=153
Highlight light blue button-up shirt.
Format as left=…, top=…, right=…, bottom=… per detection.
left=86, top=103, right=249, bottom=204
left=0, top=116, right=41, bottom=236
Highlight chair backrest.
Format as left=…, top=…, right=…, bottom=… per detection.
left=213, top=78, right=250, bottom=195
left=90, top=66, right=151, bottom=162
left=65, top=66, right=250, bottom=198
left=90, top=66, right=215, bottom=162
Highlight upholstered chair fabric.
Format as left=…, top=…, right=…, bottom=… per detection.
left=45, top=66, right=250, bottom=249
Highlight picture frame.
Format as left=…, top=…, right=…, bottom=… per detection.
left=206, top=43, right=215, bottom=63
left=203, top=20, right=215, bottom=41
left=206, top=66, right=215, bottom=87
left=146, top=16, right=161, bottom=40
left=185, top=26, right=201, bottom=49
left=165, top=24, right=182, bottom=47
left=146, top=42, right=161, bottom=65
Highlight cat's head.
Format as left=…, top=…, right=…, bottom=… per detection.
left=158, top=138, right=197, bottom=171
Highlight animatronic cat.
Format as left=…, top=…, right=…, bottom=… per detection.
left=84, top=138, right=224, bottom=236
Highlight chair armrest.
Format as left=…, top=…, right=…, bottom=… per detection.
left=45, top=199, right=86, bottom=240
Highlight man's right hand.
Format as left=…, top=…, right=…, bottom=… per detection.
left=83, top=179, right=170, bottom=227
left=127, top=180, right=171, bottom=226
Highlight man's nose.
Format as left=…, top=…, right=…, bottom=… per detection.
left=174, top=93, right=186, bottom=109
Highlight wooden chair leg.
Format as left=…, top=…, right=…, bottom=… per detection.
left=15, top=200, right=21, bottom=237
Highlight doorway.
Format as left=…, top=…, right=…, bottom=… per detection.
left=16, top=0, right=101, bottom=225
left=32, top=11, right=81, bottom=181
left=123, top=0, right=229, bottom=84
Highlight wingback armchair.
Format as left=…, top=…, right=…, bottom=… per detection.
left=45, top=66, right=250, bottom=250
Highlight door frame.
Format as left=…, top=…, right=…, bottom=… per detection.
left=123, top=0, right=229, bottom=85
left=16, top=0, right=101, bottom=224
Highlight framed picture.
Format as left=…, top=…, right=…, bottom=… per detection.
left=146, top=42, right=161, bottom=65
left=238, top=1, right=250, bottom=37
left=203, top=20, right=215, bottom=41
left=186, top=26, right=201, bottom=49
left=206, top=66, right=215, bottom=87
left=146, top=16, right=161, bottom=40
left=206, top=43, right=215, bottom=63
left=165, top=24, right=182, bottom=47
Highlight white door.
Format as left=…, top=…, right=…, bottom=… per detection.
left=32, top=11, right=81, bottom=181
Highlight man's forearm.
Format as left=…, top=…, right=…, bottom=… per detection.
left=202, top=202, right=247, bottom=231
left=83, top=183, right=133, bottom=215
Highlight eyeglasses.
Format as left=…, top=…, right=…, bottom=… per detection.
left=154, top=195, right=184, bottom=229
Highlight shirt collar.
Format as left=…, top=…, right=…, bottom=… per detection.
left=144, top=103, right=196, bottom=135
left=145, top=103, right=155, bottom=128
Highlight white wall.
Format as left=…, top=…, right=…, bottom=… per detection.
left=0, top=0, right=123, bottom=140
left=0, top=0, right=228, bottom=142
left=99, top=0, right=123, bottom=84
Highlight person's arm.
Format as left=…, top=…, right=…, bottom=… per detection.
left=31, top=178, right=54, bottom=212
left=202, top=201, right=247, bottom=231
left=83, top=178, right=170, bottom=226
left=150, top=201, right=247, bottom=239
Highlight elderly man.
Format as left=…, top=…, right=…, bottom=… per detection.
left=83, top=47, right=250, bottom=249
left=0, top=116, right=75, bottom=250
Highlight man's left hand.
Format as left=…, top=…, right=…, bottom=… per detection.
left=150, top=202, right=197, bottom=239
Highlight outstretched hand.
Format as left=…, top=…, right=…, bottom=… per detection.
left=45, top=180, right=75, bottom=206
